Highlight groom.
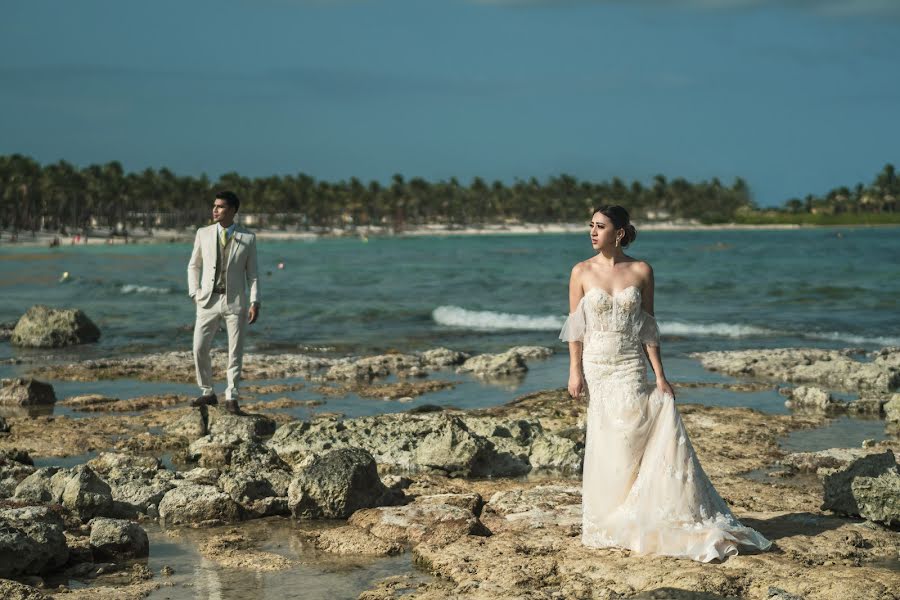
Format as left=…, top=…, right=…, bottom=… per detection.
left=187, top=190, right=260, bottom=414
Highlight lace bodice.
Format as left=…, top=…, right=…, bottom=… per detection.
left=559, top=286, right=659, bottom=347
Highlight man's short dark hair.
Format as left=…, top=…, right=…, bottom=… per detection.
left=215, top=190, right=240, bottom=212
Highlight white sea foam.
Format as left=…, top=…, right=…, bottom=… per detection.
left=802, top=331, right=900, bottom=347
left=120, top=284, right=172, bottom=295
left=432, top=306, right=897, bottom=346
left=660, top=321, right=776, bottom=338
left=432, top=306, right=564, bottom=331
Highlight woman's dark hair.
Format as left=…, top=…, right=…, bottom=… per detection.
left=592, top=204, right=637, bottom=247
left=216, top=190, right=241, bottom=212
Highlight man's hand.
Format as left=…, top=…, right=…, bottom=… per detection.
left=248, top=303, right=260, bottom=324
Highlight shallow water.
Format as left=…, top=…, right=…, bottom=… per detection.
left=141, top=520, right=426, bottom=600
left=781, top=415, right=889, bottom=453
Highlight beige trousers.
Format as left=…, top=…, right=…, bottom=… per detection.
left=193, top=293, right=246, bottom=400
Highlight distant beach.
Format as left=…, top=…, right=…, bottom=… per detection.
left=0, top=220, right=867, bottom=249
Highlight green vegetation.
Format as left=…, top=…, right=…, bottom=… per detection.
left=732, top=211, right=900, bottom=226
left=0, top=154, right=896, bottom=234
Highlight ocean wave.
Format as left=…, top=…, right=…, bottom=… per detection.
left=660, top=321, right=776, bottom=338
left=431, top=306, right=897, bottom=346
left=120, top=284, right=172, bottom=295
left=802, top=331, right=900, bottom=347
left=432, top=306, right=564, bottom=331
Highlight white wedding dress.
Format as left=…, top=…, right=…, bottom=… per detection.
left=560, top=286, right=771, bottom=562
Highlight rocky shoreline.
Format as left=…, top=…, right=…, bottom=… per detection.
left=0, top=345, right=898, bottom=599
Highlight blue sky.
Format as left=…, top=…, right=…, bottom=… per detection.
left=1, top=0, right=898, bottom=206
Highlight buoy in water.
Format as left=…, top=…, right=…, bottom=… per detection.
left=59, top=271, right=70, bottom=283
left=277, top=262, right=285, bottom=270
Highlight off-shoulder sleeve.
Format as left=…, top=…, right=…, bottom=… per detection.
left=559, top=298, right=586, bottom=343
left=638, top=311, right=660, bottom=346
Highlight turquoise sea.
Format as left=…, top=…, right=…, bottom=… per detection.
left=0, top=227, right=898, bottom=434
left=2, top=227, right=898, bottom=359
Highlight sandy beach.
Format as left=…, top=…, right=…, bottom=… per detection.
left=0, top=221, right=827, bottom=250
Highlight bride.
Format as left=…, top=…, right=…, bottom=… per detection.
left=560, top=205, right=771, bottom=562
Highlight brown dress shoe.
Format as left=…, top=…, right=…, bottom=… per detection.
left=223, top=399, right=241, bottom=415
left=190, top=393, right=218, bottom=407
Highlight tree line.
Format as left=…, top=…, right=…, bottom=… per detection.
left=0, top=153, right=896, bottom=235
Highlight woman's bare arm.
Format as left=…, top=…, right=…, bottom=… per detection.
left=567, top=264, right=585, bottom=398
left=640, top=265, right=675, bottom=398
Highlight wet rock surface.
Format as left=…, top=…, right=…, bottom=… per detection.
left=0, top=378, right=56, bottom=407
left=0, top=345, right=898, bottom=598
left=158, top=483, right=244, bottom=527
left=692, top=346, right=900, bottom=394
left=288, top=447, right=400, bottom=519
left=11, top=305, right=101, bottom=348
left=27, top=345, right=553, bottom=385
left=61, top=393, right=187, bottom=412
left=88, top=517, right=149, bottom=559
left=268, top=409, right=581, bottom=478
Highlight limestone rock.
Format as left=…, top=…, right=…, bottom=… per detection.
left=692, top=347, right=900, bottom=394
left=457, top=350, right=528, bottom=379
left=822, top=450, right=900, bottom=526
left=0, top=378, right=56, bottom=407
left=847, top=396, right=887, bottom=416
left=58, top=465, right=114, bottom=521
left=0, top=449, right=35, bottom=498
left=324, top=353, right=423, bottom=382
left=158, top=483, right=243, bottom=526
left=163, top=409, right=207, bottom=439
left=414, top=415, right=500, bottom=477
left=781, top=447, right=879, bottom=475
left=420, top=347, right=470, bottom=368
left=849, top=472, right=900, bottom=527
left=507, top=345, right=554, bottom=360
left=349, top=502, right=488, bottom=547
left=13, top=467, right=61, bottom=504
left=481, top=485, right=582, bottom=534
left=0, top=579, right=49, bottom=600
left=87, top=452, right=161, bottom=477
left=11, top=305, right=100, bottom=348
left=268, top=411, right=576, bottom=478
left=781, top=386, right=845, bottom=413
left=0, top=509, right=68, bottom=578
left=207, top=407, right=277, bottom=440
left=528, top=433, right=583, bottom=474
left=884, top=393, right=900, bottom=423
left=219, top=469, right=291, bottom=517
left=314, top=525, right=405, bottom=556
left=414, top=492, right=484, bottom=515
left=287, top=447, right=396, bottom=519
left=110, top=478, right=175, bottom=517
left=89, top=517, right=150, bottom=558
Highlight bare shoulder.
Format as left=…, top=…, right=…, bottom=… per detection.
left=570, top=259, right=591, bottom=280
left=631, top=259, right=653, bottom=276
left=628, top=259, right=654, bottom=286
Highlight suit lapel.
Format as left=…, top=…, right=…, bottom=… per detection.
left=227, top=227, right=241, bottom=265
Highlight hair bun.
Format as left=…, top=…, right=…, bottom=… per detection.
left=622, top=224, right=637, bottom=247
left=592, top=204, right=638, bottom=247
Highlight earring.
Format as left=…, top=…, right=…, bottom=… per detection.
left=615, top=237, right=620, bottom=248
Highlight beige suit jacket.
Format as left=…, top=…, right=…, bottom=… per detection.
left=187, top=224, right=260, bottom=312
